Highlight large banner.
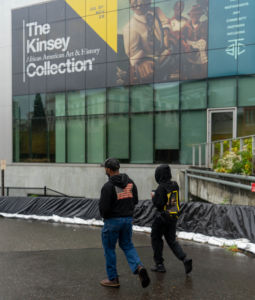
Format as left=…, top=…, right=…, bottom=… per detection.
left=12, top=0, right=255, bottom=96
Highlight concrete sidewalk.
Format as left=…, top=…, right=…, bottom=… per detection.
left=0, top=218, right=254, bottom=299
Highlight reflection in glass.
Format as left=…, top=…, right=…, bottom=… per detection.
left=67, top=116, right=85, bottom=163
left=238, top=76, right=255, bottom=107
left=108, top=87, right=129, bottom=113
left=67, top=90, right=85, bottom=116
left=31, top=117, right=48, bottom=162
left=154, top=82, right=179, bottom=111
left=13, top=95, right=29, bottom=120
left=55, top=117, right=66, bottom=163
left=155, top=112, right=179, bottom=164
left=238, top=108, right=255, bottom=137
left=208, top=78, right=236, bottom=108
left=180, top=110, right=206, bottom=165
left=29, top=94, right=46, bottom=118
left=46, top=92, right=65, bottom=117
left=86, top=88, right=106, bottom=115
left=131, top=113, right=153, bottom=163
left=108, top=114, right=129, bottom=162
left=180, top=80, right=207, bottom=110
left=130, top=84, right=153, bottom=112
left=13, top=119, right=30, bottom=162
left=211, top=112, right=233, bottom=142
left=87, top=115, right=106, bottom=163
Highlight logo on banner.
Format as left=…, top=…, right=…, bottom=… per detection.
left=226, top=38, right=246, bottom=59
left=22, top=21, right=99, bottom=82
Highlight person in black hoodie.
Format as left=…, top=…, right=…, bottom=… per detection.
left=99, top=158, right=150, bottom=289
left=150, top=164, right=192, bottom=274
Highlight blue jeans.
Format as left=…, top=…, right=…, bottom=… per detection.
left=101, top=217, right=143, bottom=280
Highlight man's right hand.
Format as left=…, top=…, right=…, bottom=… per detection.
left=137, top=60, right=154, bottom=80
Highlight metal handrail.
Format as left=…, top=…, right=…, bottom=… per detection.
left=192, top=134, right=255, bottom=171
left=185, top=169, right=255, bottom=202
left=0, top=186, right=69, bottom=197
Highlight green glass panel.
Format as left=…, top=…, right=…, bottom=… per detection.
left=86, top=88, right=106, bottom=115
left=208, top=78, right=236, bottom=108
left=55, top=93, right=66, bottom=117
left=45, top=93, right=65, bottom=117
left=87, top=115, right=106, bottom=163
left=67, top=117, right=85, bottom=163
left=67, top=90, right=85, bottom=116
left=13, top=95, right=29, bottom=120
left=238, top=76, right=255, bottom=107
left=130, top=84, right=153, bottom=113
left=131, top=114, right=153, bottom=163
left=108, top=115, right=129, bottom=160
left=154, top=82, right=179, bottom=111
left=181, top=80, right=207, bottom=110
left=13, top=119, right=30, bottom=162
left=237, top=108, right=255, bottom=137
left=155, top=112, right=179, bottom=149
left=108, top=87, right=129, bottom=113
left=31, top=118, right=48, bottom=163
left=55, top=118, right=66, bottom=163
left=180, top=110, right=207, bottom=165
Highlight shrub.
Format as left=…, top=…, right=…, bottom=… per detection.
left=213, top=138, right=253, bottom=176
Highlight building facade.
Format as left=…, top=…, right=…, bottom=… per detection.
left=1, top=0, right=255, bottom=198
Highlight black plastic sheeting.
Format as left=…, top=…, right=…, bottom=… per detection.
left=0, top=197, right=254, bottom=242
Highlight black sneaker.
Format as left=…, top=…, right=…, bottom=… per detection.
left=183, top=258, right=193, bottom=275
left=150, top=263, right=166, bottom=273
left=137, top=265, right=150, bottom=288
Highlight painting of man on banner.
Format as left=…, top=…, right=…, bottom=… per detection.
left=117, top=0, right=208, bottom=85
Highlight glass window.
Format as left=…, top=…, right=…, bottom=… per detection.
left=108, top=115, right=129, bottom=162
left=13, top=95, right=29, bottom=120
left=238, top=76, right=255, bottom=107
left=208, top=78, right=236, bottom=108
left=13, top=119, right=30, bottom=162
left=86, top=89, right=106, bottom=115
left=237, top=108, right=255, bottom=137
left=155, top=112, right=179, bottom=164
left=31, top=118, right=48, bottom=163
left=46, top=93, right=65, bottom=117
left=67, top=90, right=85, bottom=116
left=55, top=117, right=66, bottom=163
left=154, top=82, right=179, bottom=111
left=107, top=87, right=129, bottom=114
left=131, top=113, right=153, bottom=163
left=130, top=84, right=153, bottom=113
left=48, top=116, right=55, bottom=163
left=29, top=94, right=46, bottom=118
left=181, top=80, right=207, bottom=110
left=87, top=115, right=106, bottom=163
left=67, top=116, right=85, bottom=163
left=180, top=110, right=207, bottom=165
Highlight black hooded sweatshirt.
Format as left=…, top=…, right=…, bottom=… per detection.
left=99, top=173, right=138, bottom=219
left=152, top=164, right=179, bottom=214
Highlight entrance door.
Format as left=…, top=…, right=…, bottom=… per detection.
left=207, top=108, right=237, bottom=143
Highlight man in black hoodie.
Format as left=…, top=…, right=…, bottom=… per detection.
left=99, top=158, right=150, bottom=288
left=150, top=164, right=192, bottom=274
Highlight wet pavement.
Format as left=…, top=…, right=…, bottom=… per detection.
left=0, top=218, right=254, bottom=300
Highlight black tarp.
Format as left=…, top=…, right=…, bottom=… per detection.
left=0, top=197, right=254, bottom=242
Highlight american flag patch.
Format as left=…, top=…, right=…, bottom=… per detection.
left=115, top=183, right=133, bottom=200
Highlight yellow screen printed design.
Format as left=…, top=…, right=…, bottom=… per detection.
left=65, top=0, right=117, bottom=52
left=164, top=191, right=179, bottom=216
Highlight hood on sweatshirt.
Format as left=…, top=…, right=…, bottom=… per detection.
left=155, top=164, right=172, bottom=185
left=109, top=173, right=129, bottom=188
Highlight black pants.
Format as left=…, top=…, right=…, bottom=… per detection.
left=151, top=213, right=186, bottom=264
